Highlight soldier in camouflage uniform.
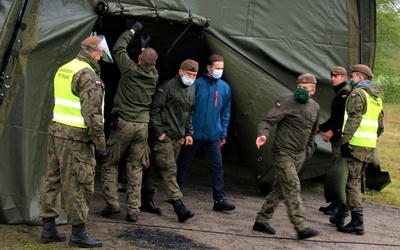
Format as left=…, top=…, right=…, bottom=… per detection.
left=253, top=74, right=320, bottom=240
left=101, top=22, right=159, bottom=223
left=39, top=35, right=111, bottom=248
left=140, top=59, right=198, bottom=223
left=318, top=66, right=351, bottom=215
left=331, top=64, right=384, bottom=235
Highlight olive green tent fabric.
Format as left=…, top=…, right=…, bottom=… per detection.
left=0, top=0, right=378, bottom=224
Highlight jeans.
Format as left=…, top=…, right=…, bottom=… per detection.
left=177, top=140, right=225, bottom=201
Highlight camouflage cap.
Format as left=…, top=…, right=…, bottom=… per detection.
left=81, top=36, right=102, bottom=47
left=330, top=66, right=347, bottom=76
left=351, top=64, right=373, bottom=78
left=180, top=59, right=199, bottom=72
left=297, top=73, right=317, bottom=84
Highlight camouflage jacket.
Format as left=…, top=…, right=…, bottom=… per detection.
left=150, top=75, right=195, bottom=140
left=112, top=30, right=159, bottom=123
left=342, top=80, right=384, bottom=162
left=48, top=51, right=105, bottom=150
left=258, top=95, right=320, bottom=154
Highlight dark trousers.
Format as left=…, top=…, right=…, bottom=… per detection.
left=177, top=140, right=225, bottom=201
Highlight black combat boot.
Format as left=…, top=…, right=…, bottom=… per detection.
left=329, top=204, right=349, bottom=227
left=325, top=202, right=339, bottom=215
left=298, top=228, right=320, bottom=240
left=69, top=224, right=102, bottom=248
left=40, top=218, right=66, bottom=243
left=101, top=204, right=120, bottom=217
left=253, top=222, right=276, bottom=235
left=172, top=200, right=194, bottom=222
left=140, top=189, right=162, bottom=215
left=337, top=211, right=364, bottom=235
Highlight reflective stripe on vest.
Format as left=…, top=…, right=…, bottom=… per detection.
left=53, top=59, right=100, bottom=128
left=343, top=88, right=382, bottom=148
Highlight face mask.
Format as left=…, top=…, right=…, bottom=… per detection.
left=181, top=75, right=195, bottom=86
left=349, top=79, right=356, bottom=88
left=212, top=69, right=223, bottom=79
left=294, top=88, right=310, bottom=103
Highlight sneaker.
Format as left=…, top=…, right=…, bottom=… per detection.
left=213, top=199, right=236, bottom=211
left=101, top=204, right=120, bottom=217
left=253, top=222, right=276, bottom=235
left=298, top=228, right=320, bottom=240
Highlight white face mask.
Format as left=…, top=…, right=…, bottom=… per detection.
left=181, top=75, right=195, bottom=86
left=212, top=69, right=223, bottom=79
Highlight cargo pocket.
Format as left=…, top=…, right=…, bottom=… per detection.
left=141, top=144, right=150, bottom=169
left=72, top=149, right=96, bottom=185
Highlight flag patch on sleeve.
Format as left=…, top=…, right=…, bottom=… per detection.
left=275, top=101, right=282, bottom=108
left=157, top=88, right=164, bottom=93
left=95, top=80, right=102, bottom=86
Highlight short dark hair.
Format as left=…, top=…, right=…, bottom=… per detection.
left=140, top=47, right=158, bottom=66
left=207, top=54, right=224, bottom=66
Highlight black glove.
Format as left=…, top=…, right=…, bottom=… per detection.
left=141, top=35, right=151, bottom=49
left=131, top=21, right=143, bottom=32
left=110, top=115, right=118, bottom=131
left=96, top=148, right=107, bottom=161
left=341, top=142, right=351, bottom=157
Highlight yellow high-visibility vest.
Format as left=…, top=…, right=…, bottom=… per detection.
left=52, top=59, right=103, bottom=128
left=343, top=88, right=382, bottom=148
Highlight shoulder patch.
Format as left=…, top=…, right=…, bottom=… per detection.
left=275, top=101, right=282, bottom=108
left=95, top=80, right=102, bottom=86
left=341, top=94, right=348, bottom=98
left=157, top=88, right=164, bottom=93
left=350, top=93, right=357, bottom=98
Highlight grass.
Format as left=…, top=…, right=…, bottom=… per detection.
left=365, top=103, right=400, bottom=206
left=303, top=103, right=400, bottom=208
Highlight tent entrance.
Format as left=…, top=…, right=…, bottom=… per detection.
left=93, top=7, right=211, bottom=138
left=93, top=4, right=246, bottom=168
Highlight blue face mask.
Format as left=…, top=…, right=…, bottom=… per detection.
left=294, top=88, right=310, bottom=103
left=181, top=75, right=194, bottom=86
left=212, top=69, right=223, bottom=79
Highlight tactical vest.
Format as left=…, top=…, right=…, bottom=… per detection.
left=343, top=88, right=382, bottom=148
left=52, top=59, right=103, bottom=128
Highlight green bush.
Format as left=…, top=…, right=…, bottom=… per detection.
left=374, top=75, right=400, bottom=103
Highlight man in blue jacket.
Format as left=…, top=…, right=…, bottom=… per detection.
left=177, top=54, right=235, bottom=212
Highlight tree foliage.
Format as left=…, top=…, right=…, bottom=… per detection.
left=375, top=0, right=400, bottom=77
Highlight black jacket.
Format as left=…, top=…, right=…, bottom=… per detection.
left=318, top=82, right=351, bottom=143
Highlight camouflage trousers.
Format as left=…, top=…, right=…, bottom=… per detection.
left=39, top=135, right=96, bottom=226
left=345, top=156, right=368, bottom=212
left=145, top=136, right=183, bottom=201
left=255, top=151, right=308, bottom=232
left=101, top=118, right=150, bottom=215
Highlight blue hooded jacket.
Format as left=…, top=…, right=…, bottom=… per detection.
left=192, top=71, right=231, bottom=141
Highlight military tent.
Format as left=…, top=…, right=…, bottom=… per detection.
left=0, top=0, right=387, bottom=225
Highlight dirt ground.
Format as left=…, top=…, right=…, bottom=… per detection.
left=39, top=158, right=400, bottom=249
